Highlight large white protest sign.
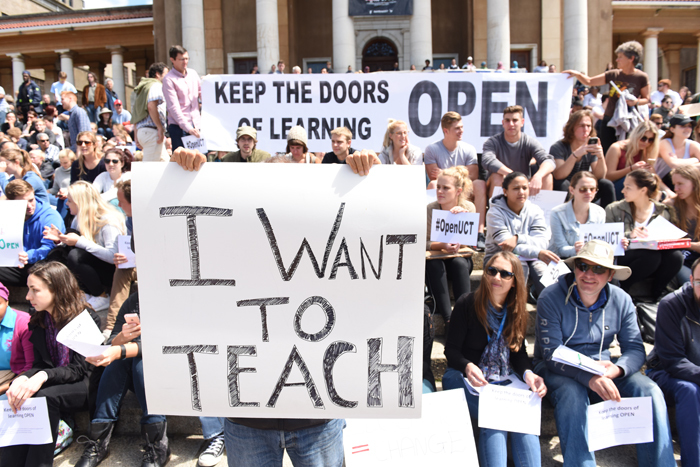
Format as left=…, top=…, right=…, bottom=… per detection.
left=479, top=382, right=542, bottom=436
left=491, top=187, right=566, bottom=229
left=0, top=398, right=53, bottom=447
left=133, top=163, right=425, bottom=418
left=587, top=397, right=653, bottom=452
left=343, top=389, right=478, bottom=466
left=201, top=73, right=573, bottom=152
left=429, top=211, right=479, bottom=246
left=0, top=200, right=27, bottom=267
left=579, top=223, right=625, bottom=256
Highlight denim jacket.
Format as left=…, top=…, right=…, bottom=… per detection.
left=549, top=200, right=606, bottom=258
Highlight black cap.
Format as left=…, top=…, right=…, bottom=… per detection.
left=669, top=114, right=692, bottom=127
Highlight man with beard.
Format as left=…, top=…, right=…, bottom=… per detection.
left=221, top=126, right=271, bottom=163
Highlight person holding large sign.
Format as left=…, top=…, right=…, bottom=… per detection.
left=3, top=262, right=100, bottom=467
left=646, top=257, right=700, bottom=467
left=664, top=166, right=700, bottom=284
left=426, top=166, right=476, bottom=325
left=443, top=251, right=546, bottom=467
left=485, top=172, right=556, bottom=296
left=321, top=127, right=357, bottom=164
left=481, top=106, right=555, bottom=198
left=550, top=172, right=607, bottom=258
left=534, top=240, right=675, bottom=467
left=605, top=170, right=683, bottom=300
left=0, top=180, right=65, bottom=288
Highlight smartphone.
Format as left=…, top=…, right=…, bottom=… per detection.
left=588, top=137, right=598, bottom=145
left=124, top=313, right=140, bottom=324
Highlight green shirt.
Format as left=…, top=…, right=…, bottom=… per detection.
left=222, top=148, right=271, bottom=163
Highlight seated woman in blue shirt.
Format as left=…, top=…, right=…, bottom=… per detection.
left=550, top=171, right=607, bottom=258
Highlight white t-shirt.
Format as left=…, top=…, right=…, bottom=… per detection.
left=650, top=90, right=682, bottom=107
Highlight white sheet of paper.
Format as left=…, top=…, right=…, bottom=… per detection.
left=579, top=223, right=625, bottom=256
left=479, top=384, right=542, bottom=436
left=430, top=211, right=479, bottom=246
left=645, top=216, right=687, bottom=240
left=491, top=187, right=566, bottom=229
left=117, top=235, right=136, bottom=269
left=343, top=389, right=479, bottom=466
left=587, top=397, right=653, bottom=451
left=551, top=345, right=605, bottom=375
left=464, top=373, right=530, bottom=396
left=0, top=397, right=53, bottom=447
left=0, top=200, right=27, bottom=267
left=181, top=135, right=208, bottom=154
left=425, top=189, right=437, bottom=205
left=539, top=260, right=571, bottom=288
left=57, top=310, right=109, bottom=357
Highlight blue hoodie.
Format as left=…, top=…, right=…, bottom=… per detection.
left=534, top=273, right=646, bottom=387
left=24, top=198, right=65, bottom=264
left=647, top=283, right=700, bottom=386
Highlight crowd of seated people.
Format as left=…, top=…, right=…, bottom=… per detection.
left=1, top=41, right=700, bottom=467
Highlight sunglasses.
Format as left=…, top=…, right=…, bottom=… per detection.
left=77, top=141, right=93, bottom=146
left=640, top=135, right=655, bottom=143
left=486, top=266, right=515, bottom=280
left=105, top=159, right=121, bottom=164
left=574, top=260, right=609, bottom=275
left=577, top=187, right=598, bottom=193
left=38, top=139, right=49, bottom=143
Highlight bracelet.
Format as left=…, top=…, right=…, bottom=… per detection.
left=119, top=345, right=127, bottom=360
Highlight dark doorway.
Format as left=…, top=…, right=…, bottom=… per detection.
left=510, top=50, right=531, bottom=72
left=234, top=58, right=258, bottom=74
left=362, top=38, right=398, bottom=72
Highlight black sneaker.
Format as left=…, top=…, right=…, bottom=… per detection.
left=476, top=233, right=486, bottom=251
left=198, top=433, right=225, bottom=467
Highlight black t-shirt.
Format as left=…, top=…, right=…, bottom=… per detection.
left=549, top=140, right=597, bottom=182
left=322, top=147, right=357, bottom=164
left=70, top=157, right=107, bottom=184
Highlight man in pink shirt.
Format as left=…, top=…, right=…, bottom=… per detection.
left=162, top=45, right=201, bottom=151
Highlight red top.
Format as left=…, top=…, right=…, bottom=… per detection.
left=616, top=149, right=642, bottom=171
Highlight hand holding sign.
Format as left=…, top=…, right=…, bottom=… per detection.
left=182, top=135, right=208, bottom=154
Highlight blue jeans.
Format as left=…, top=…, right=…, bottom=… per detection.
left=648, top=368, right=700, bottom=467
left=200, top=416, right=225, bottom=439
left=223, top=418, right=345, bottom=467
left=535, top=361, right=675, bottom=467
left=86, top=103, right=100, bottom=124
left=442, top=367, right=541, bottom=467
left=168, top=123, right=186, bottom=152
left=92, top=355, right=165, bottom=426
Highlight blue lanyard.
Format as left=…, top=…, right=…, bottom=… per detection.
left=487, top=311, right=508, bottom=343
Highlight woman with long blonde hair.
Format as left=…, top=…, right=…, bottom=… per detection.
left=605, top=120, right=660, bottom=199
left=0, top=147, right=49, bottom=203
left=44, top=181, right=125, bottom=310
left=378, top=119, right=423, bottom=165
left=70, top=130, right=106, bottom=184
left=443, top=251, right=546, bottom=467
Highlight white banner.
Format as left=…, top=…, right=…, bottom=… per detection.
left=201, top=73, right=573, bottom=153
left=579, top=223, right=625, bottom=256
left=132, top=163, right=425, bottom=418
left=0, top=200, right=27, bottom=267
left=429, top=211, right=479, bottom=245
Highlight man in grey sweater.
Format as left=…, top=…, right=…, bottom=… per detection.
left=482, top=105, right=555, bottom=197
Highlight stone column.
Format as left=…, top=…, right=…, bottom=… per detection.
left=696, top=33, right=700, bottom=94
left=256, top=0, right=280, bottom=74
left=487, top=0, right=510, bottom=70
left=664, top=45, right=682, bottom=92
left=7, top=53, right=25, bottom=95
left=107, top=46, right=126, bottom=107
left=643, top=29, right=663, bottom=90
left=181, top=0, right=207, bottom=75
left=55, top=49, right=75, bottom=84
left=541, top=0, right=561, bottom=72
left=332, top=0, right=356, bottom=71
left=410, top=0, right=432, bottom=69
left=43, top=66, right=58, bottom=96
left=563, top=0, right=587, bottom=72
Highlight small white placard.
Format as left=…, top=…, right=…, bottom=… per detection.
left=539, top=260, right=571, bottom=288
left=343, top=389, right=479, bottom=466
left=479, top=384, right=542, bottom=436
left=181, top=135, right=208, bottom=154
left=0, top=200, right=27, bottom=267
left=551, top=345, right=605, bottom=376
left=645, top=216, right=687, bottom=240
left=0, top=397, right=53, bottom=447
left=430, top=211, right=480, bottom=246
left=587, top=397, right=653, bottom=452
left=117, top=235, right=136, bottom=269
left=56, top=310, right=110, bottom=357
left=491, top=187, right=566, bottom=229
left=579, top=223, right=625, bottom=256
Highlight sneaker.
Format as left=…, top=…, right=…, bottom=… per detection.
left=476, top=232, right=486, bottom=251
left=86, top=294, right=110, bottom=312
left=197, top=433, right=225, bottom=467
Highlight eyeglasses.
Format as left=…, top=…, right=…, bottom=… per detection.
left=693, top=280, right=700, bottom=287
left=486, top=266, right=515, bottom=280
left=578, top=187, right=598, bottom=193
left=104, top=159, right=120, bottom=164
left=574, top=260, right=609, bottom=275
left=640, top=135, right=655, bottom=143
left=76, top=141, right=93, bottom=146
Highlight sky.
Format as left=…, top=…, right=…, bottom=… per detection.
left=84, top=0, right=152, bottom=8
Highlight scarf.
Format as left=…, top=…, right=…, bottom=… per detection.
left=44, top=313, right=70, bottom=368
left=478, top=303, right=512, bottom=380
